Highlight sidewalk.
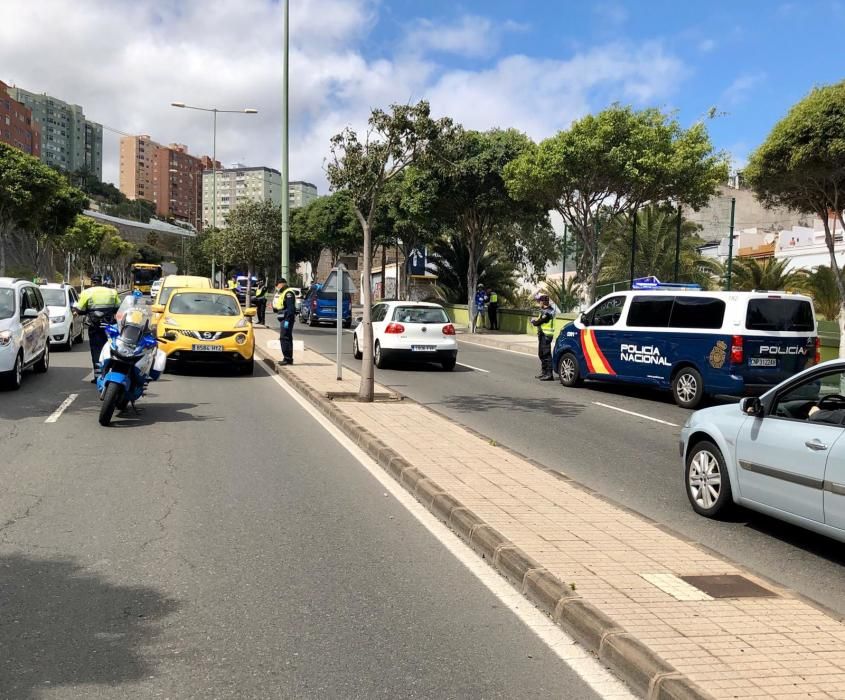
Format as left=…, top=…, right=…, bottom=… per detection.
left=456, top=327, right=536, bottom=355
left=254, top=327, right=845, bottom=699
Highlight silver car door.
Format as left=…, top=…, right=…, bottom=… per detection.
left=823, top=429, right=845, bottom=531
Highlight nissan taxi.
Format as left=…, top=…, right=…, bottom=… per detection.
left=152, top=288, right=255, bottom=374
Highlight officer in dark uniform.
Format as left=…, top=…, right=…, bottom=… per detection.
left=74, top=274, right=121, bottom=382
left=272, top=278, right=297, bottom=365
left=530, top=293, right=555, bottom=381
left=254, top=279, right=267, bottom=325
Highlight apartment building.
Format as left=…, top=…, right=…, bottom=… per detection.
left=203, top=165, right=282, bottom=228
left=289, top=180, right=318, bottom=209
left=0, top=80, right=40, bottom=157
left=7, top=85, right=102, bottom=179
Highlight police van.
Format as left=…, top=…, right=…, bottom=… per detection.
left=552, top=282, right=819, bottom=408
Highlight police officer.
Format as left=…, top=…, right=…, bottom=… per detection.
left=530, top=293, right=555, bottom=381
left=272, top=278, right=296, bottom=365
left=473, top=283, right=488, bottom=332
left=486, top=287, right=499, bottom=330
left=227, top=276, right=237, bottom=291
left=74, top=274, right=121, bottom=382
left=254, top=279, right=267, bottom=325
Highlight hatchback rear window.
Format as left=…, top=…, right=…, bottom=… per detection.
left=746, top=298, right=814, bottom=332
left=391, top=306, right=449, bottom=324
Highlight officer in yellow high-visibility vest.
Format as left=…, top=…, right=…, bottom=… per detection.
left=254, top=279, right=267, bottom=325
left=272, top=278, right=297, bottom=365
left=74, top=274, right=121, bottom=381
left=227, top=277, right=237, bottom=291
left=529, top=293, right=555, bottom=381
left=486, top=287, right=499, bottom=330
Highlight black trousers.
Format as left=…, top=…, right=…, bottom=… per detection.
left=256, top=299, right=266, bottom=324
left=488, top=303, right=498, bottom=330
left=89, top=326, right=107, bottom=371
left=279, top=319, right=294, bottom=361
left=538, top=333, right=552, bottom=376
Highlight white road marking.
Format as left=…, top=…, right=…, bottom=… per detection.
left=456, top=362, right=490, bottom=373
left=45, top=394, right=78, bottom=423
left=258, top=362, right=634, bottom=698
left=457, top=338, right=533, bottom=357
left=592, top=401, right=680, bottom=427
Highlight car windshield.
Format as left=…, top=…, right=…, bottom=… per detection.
left=0, top=288, right=14, bottom=319
left=746, top=298, right=814, bottom=332
left=169, top=293, right=241, bottom=316
left=391, top=306, right=449, bottom=324
left=40, top=289, right=67, bottom=307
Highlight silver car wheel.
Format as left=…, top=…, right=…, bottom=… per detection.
left=15, top=355, right=22, bottom=386
left=688, top=449, right=722, bottom=510
left=561, top=356, right=576, bottom=383
left=677, top=373, right=697, bottom=403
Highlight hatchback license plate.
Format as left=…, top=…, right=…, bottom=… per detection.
left=192, top=344, right=223, bottom=352
left=749, top=357, right=777, bottom=367
left=411, top=345, right=436, bottom=352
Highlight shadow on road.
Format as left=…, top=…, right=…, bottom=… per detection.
left=108, top=402, right=222, bottom=427
left=0, top=552, right=179, bottom=698
left=436, top=392, right=585, bottom=418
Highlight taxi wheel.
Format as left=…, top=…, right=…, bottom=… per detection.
left=65, top=330, right=75, bottom=351
left=353, top=334, right=363, bottom=360
left=2, top=353, right=23, bottom=390
left=239, top=357, right=255, bottom=375
left=672, top=366, right=704, bottom=409
left=685, top=440, right=733, bottom=518
left=34, top=344, right=49, bottom=373
left=558, top=353, right=582, bottom=387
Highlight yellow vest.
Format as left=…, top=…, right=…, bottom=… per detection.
left=489, top=292, right=498, bottom=303
left=537, top=308, right=555, bottom=337
left=77, top=286, right=120, bottom=310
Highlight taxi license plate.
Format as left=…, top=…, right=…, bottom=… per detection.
left=192, top=344, right=223, bottom=352
left=749, top=357, right=777, bottom=367
left=411, top=345, right=435, bottom=352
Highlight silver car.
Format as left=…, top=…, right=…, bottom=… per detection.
left=681, top=358, right=845, bottom=543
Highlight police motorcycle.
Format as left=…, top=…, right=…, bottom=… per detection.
left=96, top=293, right=166, bottom=426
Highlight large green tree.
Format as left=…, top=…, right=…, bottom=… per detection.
left=745, top=80, right=845, bottom=354
left=804, top=265, right=841, bottom=321
left=219, top=200, right=281, bottom=306
left=728, top=257, right=807, bottom=293
left=327, top=101, right=451, bottom=401
left=429, top=232, right=519, bottom=305
left=504, top=105, right=727, bottom=302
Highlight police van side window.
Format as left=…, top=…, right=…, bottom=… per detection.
left=590, top=296, right=625, bottom=327
left=669, top=297, right=725, bottom=329
left=627, top=296, right=673, bottom=327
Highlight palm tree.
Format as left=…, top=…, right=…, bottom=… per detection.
left=600, top=204, right=719, bottom=289
left=804, top=265, right=841, bottom=320
left=728, top=257, right=807, bottom=292
left=542, top=276, right=582, bottom=312
left=429, top=232, right=518, bottom=304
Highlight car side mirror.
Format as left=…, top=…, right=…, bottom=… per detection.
left=22, top=308, right=38, bottom=319
left=244, top=308, right=257, bottom=317
left=740, top=396, right=763, bottom=417
left=151, top=304, right=165, bottom=313
left=163, top=331, right=178, bottom=341
left=579, top=313, right=589, bottom=326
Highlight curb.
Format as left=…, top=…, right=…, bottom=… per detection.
left=256, top=345, right=714, bottom=700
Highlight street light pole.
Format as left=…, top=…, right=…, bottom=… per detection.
left=281, top=0, right=290, bottom=282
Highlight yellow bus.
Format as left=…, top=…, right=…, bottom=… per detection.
left=130, top=263, right=163, bottom=295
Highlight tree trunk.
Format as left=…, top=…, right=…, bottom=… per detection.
left=380, top=243, right=387, bottom=299
left=0, top=235, right=5, bottom=277
left=357, top=209, right=375, bottom=402
left=466, top=246, right=478, bottom=334
left=245, top=262, right=253, bottom=310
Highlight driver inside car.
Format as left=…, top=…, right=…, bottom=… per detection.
left=808, top=399, right=845, bottom=425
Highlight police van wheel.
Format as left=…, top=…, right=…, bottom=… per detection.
left=672, top=367, right=704, bottom=409
left=558, top=353, right=582, bottom=387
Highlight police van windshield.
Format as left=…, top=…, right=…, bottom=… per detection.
left=746, top=298, right=814, bottom=332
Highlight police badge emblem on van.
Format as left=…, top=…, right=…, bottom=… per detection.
left=709, top=340, right=727, bottom=369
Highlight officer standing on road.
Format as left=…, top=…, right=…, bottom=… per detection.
left=227, top=276, right=237, bottom=291
left=254, top=279, right=267, bottom=325
left=473, top=284, right=488, bottom=333
left=272, top=278, right=297, bottom=365
left=486, top=287, right=499, bottom=330
left=530, top=293, right=555, bottom=381
left=74, top=274, right=121, bottom=382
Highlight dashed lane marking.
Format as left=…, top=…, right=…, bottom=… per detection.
left=45, top=393, right=78, bottom=423
left=592, top=401, right=680, bottom=427
left=457, top=338, right=534, bottom=356
left=456, top=362, right=490, bottom=373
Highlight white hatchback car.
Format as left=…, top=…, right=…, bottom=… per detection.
left=150, top=279, right=163, bottom=299
left=39, top=283, right=84, bottom=350
left=352, top=301, right=457, bottom=370
left=0, top=278, right=50, bottom=389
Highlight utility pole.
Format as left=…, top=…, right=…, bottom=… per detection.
left=280, top=0, right=290, bottom=281
left=561, top=222, right=567, bottom=280
left=725, top=197, right=737, bottom=291
left=674, top=204, right=682, bottom=282
left=629, top=207, right=638, bottom=289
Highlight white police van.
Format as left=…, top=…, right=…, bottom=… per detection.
left=552, top=279, right=819, bottom=408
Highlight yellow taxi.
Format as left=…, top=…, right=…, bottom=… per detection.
left=152, top=275, right=212, bottom=329
left=152, top=288, right=256, bottom=374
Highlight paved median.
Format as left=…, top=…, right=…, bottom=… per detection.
left=255, top=326, right=845, bottom=700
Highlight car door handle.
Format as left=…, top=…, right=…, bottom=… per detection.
left=805, top=439, right=829, bottom=451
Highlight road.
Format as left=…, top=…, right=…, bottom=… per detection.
left=291, top=320, right=845, bottom=617
left=0, top=343, right=613, bottom=699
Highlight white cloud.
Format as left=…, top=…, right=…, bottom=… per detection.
left=405, top=15, right=499, bottom=58
left=593, top=2, right=628, bottom=26
left=698, top=38, right=717, bottom=53
left=721, top=72, right=766, bottom=105
left=0, top=1, right=688, bottom=194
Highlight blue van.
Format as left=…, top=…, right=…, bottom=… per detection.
left=300, top=283, right=352, bottom=328
left=552, top=290, right=819, bottom=408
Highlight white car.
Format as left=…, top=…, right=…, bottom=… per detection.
left=681, top=358, right=845, bottom=544
left=0, top=278, right=50, bottom=389
left=39, top=283, right=84, bottom=350
left=150, top=279, right=163, bottom=299
left=352, top=301, right=457, bottom=370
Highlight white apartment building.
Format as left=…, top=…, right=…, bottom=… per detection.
left=203, top=165, right=282, bottom=228
left=775, top=217, right=845, bottom=270
left=289, top=181, right=318, bottom=209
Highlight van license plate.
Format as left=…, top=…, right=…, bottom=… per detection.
left=749, top=357, right=777, bottom=367
left=192, top=344, right=223, bottom=352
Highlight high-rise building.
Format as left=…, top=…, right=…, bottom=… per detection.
left=0, top=80, right=40, bottom=157
left=289, top=180, right=318, bottom=209
left=119, top=134, right=160, bottom=204
left=203, top=166, right=282, bottom=228
left=7, top=85, right=102, bottom=179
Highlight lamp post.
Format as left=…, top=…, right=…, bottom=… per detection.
left=170, top=102, right=257, bottom=285
left=281, top=0, right=290, bottom=282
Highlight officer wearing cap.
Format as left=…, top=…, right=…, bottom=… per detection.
left=74, top=273, right=121, bottom=382
left=272, top=278, right=296, bottom=365
left=530, top=293, right=555, bottom=381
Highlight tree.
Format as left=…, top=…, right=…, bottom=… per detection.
left=599, top=204, right=719, bottom=288
left=327, top=100, right=450, bottom=401
left=429, top=232, right=519, bottom=304
left=542, top=276, right=582, bottom=313
left=505, top=104, right=728, bottom=302
left=428, top=128, right=555, bottom=331
left=745, top=80, right=845, bottom=355
left=218, top=200, right=280, bottom=306
left=728, top=257, right=807, bottom=293
left=804, top=265, right=841, bottom=321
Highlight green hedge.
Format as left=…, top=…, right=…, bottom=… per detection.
left=443, top=304, right=577, bottom=334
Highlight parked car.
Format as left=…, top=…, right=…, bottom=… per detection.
left=150, top=278, right=163, bottom=299
left=39, top=283, right=84, bottom=350
left=681, top=358, right=845, bottom=543
left=0, top=277, right=50, bottom=389
left=271, top=286, right=302, bottom=315
left=300, top=283, right=351, bottom=328
left=352, top=301, right=457, bottom=370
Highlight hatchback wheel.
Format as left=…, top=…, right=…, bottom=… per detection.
left=353, top=334, right=363, bottom=360
left=672, top=366, right=703, bottom=408
left=685, top=440, right=733, bottom=518
left=374, top=341, right=387, bottom=369
left=34, top=343, right=49, bottom=373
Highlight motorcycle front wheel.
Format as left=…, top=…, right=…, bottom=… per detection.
left=99, top=382, right=124, bottom=426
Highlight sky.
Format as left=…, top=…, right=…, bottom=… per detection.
left=1, top=0, right=844, bottom=194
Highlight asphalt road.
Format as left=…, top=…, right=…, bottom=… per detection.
left=0, top=343, right=605, bottom=699
left=291, top=320, right=845, bottom=617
